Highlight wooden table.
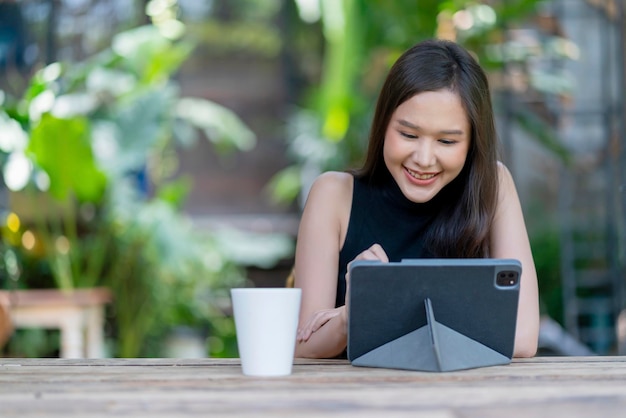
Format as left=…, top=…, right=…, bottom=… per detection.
left=1, top=357, right=625, bottom=417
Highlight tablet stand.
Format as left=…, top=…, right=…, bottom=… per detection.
left=351, top=298, right=511, bottom=372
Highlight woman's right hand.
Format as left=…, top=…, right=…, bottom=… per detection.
left=344, top=243, right=389, bottom=322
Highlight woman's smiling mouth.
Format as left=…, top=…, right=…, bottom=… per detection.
left=405, top=167, right=438, bottom=180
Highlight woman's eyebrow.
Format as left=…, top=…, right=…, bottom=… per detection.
left=396, top=119, right=465, bottom=135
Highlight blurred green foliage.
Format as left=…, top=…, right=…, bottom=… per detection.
left=531, top=226, right=564, bottom=323
left=0, top=23, right=255, bottom=357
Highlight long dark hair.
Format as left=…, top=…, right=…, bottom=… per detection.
left=356, top=39, right=499, bottom=258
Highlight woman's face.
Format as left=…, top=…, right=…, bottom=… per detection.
left=383, top=89, right=471, bottom=203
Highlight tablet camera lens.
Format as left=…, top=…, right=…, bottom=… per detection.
left=497, top=271, right=518, bottom=287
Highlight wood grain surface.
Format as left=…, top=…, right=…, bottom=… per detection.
left=1, top=357, right=625, bottom=417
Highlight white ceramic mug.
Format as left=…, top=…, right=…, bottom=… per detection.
left=230, top=288, right=301, bottom=376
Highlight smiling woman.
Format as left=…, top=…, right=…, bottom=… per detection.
left=293, top=39, right=539, bottom=360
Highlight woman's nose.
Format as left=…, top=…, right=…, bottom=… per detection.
left=412, top=140, right=435, bottom=167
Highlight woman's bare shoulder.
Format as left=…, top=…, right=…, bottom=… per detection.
left=496, top=160, right=512, bottom=175
left=494, top=161, right=523, bottom=219
left=303, top=172, right=354, bottom=240
left=307, top=171, right=354, bottom=201
left=496, top=161, right=516, bottom=195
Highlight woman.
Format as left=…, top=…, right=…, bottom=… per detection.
left=293, top=39, right=539, bottom=359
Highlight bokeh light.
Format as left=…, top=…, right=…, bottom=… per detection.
left=22, top=230, right=36, bottom=251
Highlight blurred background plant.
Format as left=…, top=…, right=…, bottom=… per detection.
left=0, top=3, right=256, bottom=357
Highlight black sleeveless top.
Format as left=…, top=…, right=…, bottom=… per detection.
left=335, top=169, right=444, bottom=307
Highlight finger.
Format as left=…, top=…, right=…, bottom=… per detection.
left=357, top=249, right=379, bottom=261
left=298, top=312, right=325, bottom=342
left=352, top=244, right=388, bottom=263
left=304, top=310, right=335, bottom=337
left=346, top=251, right=373, bottom=274
left=297, top=309, right=340, bottom=342
left=346, top=244, right=388, bottom=283
left=345, top=244, right=389, bottom=311
left=298, top=318, right=325, bottom=343
left=367, top=244, right=389, bottom=262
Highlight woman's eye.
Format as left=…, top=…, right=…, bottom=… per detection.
left=439, top=139, right=457, bottom=145
left=400, top=132, right=417, bottom=139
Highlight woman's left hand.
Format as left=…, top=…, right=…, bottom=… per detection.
left=296, top=305, right=345, bottom=343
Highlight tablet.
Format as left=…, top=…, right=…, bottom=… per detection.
left=347, top=258, right=521, bottom=371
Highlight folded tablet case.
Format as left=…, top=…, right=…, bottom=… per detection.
left=347, top=259, right=521, bottom=372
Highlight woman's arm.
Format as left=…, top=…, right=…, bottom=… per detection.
left=293, top=172, right=353, bottom=358
left=490, top=163, right=540, bottom=357
left=0, top=292, right=12, bottom=348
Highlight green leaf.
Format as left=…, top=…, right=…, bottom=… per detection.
left=266, top=165, right=302, bottom=205
left=112, top=25, right=195, bottom=83
left=27, top=114, right=107, bottom=202
left=98, top=87, right=176, bottom=177
left=0, top=111, right=29, bottom=153
left=175, top=97, right=256, bottom=154
left=156, top=176, right=193, bottom=209
left=24, top=63, right=64, bottom=103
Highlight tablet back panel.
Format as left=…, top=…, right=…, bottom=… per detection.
left=347, top=259, right=521, bottom=362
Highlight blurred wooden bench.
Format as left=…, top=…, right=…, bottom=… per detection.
left=2, top=287, right=112, bottom=358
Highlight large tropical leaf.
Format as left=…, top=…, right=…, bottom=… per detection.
left=28, top=113, right=107, bottom=202
left=175, top=97, right=256, bottom=154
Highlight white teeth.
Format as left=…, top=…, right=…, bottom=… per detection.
left=407, top=169, right=435, bottom=180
